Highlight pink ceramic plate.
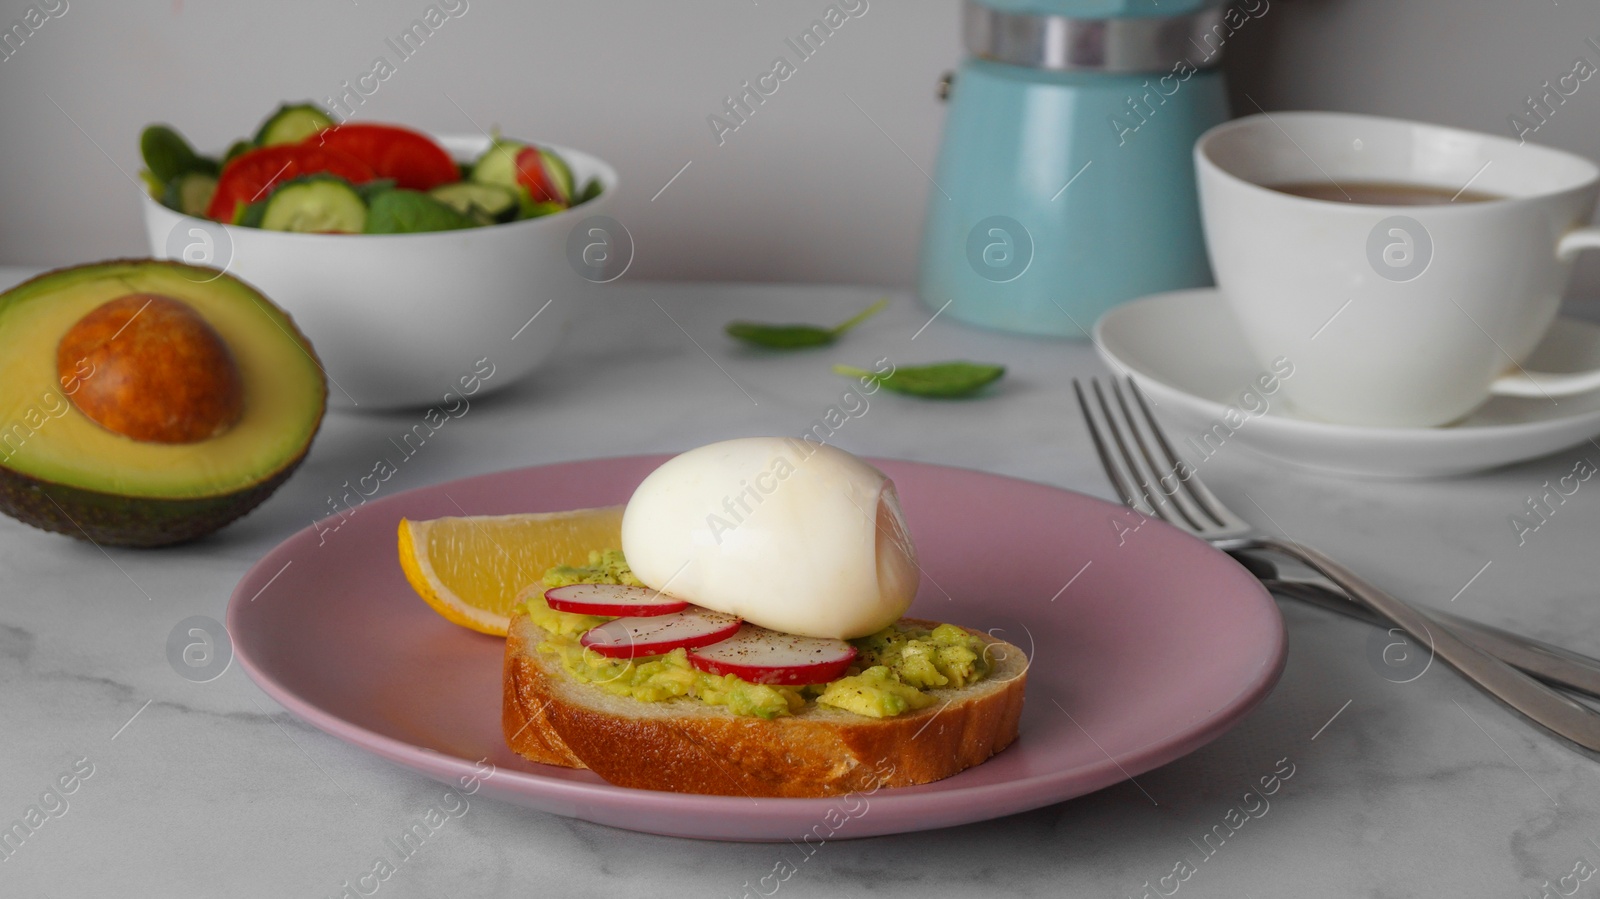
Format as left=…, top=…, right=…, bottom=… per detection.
left=228, top=455, right=1285, bottom=842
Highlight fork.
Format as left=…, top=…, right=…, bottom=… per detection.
left=1234, top=552, right=1600, bottom=701
left=1075, top=376, right=1600, bottom=752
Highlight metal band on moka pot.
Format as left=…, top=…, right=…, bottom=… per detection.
left=962, top=0, right=1228, bottom=74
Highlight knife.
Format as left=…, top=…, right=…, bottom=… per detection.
left=1233, top=551, right=1600, bottom=702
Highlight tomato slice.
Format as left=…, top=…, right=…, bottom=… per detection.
left=206, top=144, right=376, bottom=222
left=310, top=124, right=460, bottom=192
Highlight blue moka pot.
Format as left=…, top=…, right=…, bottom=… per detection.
left=918, top=0, right=1235, bottom=337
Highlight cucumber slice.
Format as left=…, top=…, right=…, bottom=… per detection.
left=259, top=176, right=367, bottom=233
left=538, top=148, right=575, bottom=205
left=255, top=103, right=336, bottom=146
left=429, top=182, right=519, bottom=223
left=162, top=172, right=218, bottom=218
left=469, top=139, right=529, bottom=188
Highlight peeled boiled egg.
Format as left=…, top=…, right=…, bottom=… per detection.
left=620, top=437, right=919, bottom=640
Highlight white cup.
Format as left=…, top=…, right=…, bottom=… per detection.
left=1195, top=111, right=1600, bottom=428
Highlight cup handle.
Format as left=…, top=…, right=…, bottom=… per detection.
left=1489, top=226, right=1600, bottom=398
left=1557, top=225, right=1600, bottom=261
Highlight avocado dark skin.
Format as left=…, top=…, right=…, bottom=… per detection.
left=0, top=259, right=328, bottom=547
left=0, top=463, right=305, bottom=547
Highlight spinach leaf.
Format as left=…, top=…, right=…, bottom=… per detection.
left=355, top=179, right=399, bottom=204
left=140, top=124, right=218, bottom=183
left=517, top=197, right=564, bottom=220
left=725, top=298, right=887, bottom=349
left=574, top=177, right=604, bottom=205
left=222, top=139, right=254, bottom=165
left=364, top=190, right=477, bottom=234
left=834, top=361, right=1005, bottom=398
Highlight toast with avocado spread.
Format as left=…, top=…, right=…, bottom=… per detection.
left=502, top=561, right=1028, bottom=797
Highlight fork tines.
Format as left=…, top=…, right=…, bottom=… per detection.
left=1073, top=377, right=1232, bottom=536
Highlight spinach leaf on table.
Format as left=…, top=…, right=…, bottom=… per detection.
left=725, top=298, right=887, bottom=349
left=834, top=361, right=1005, bottom=398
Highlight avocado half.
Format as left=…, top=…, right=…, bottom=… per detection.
left=0, top=259, right=327, bottom=546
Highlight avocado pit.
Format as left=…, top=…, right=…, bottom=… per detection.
left=57, top=294, right=244, bottom=444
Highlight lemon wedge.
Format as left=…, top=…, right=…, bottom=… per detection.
left=398, top=505, right=625, bottom=636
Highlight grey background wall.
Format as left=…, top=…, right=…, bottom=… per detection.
left=3, top=0, right=1600, bottom=297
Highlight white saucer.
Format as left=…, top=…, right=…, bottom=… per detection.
left=1094, top=289, right=1600, bottom=478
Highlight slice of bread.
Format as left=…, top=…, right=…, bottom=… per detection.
left=503, top=612, right=1028, bottom=797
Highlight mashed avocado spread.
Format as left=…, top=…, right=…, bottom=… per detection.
left=523, top=549, right=992, bottom=719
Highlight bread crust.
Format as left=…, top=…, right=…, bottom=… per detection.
left=502, top=613, right=1027, bottom=797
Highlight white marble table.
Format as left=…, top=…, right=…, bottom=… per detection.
left=5, top=266, right=1600, bottom=899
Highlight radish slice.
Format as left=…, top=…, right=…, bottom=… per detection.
left=579, top=608, right=742, bottom=659
left=688, top=625, right=858, bottom=685
left=545, top=583, right=688, bottom=617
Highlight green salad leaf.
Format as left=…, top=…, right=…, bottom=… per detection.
left=363, top=190, right=477, bottom=234
left=517, top=194, right=564, bottom=219
left=222, top=139, right=254, bottom=165
left=355, top=179, right=398, bottom=203
left=140, top=125, right=219, bottom=183
left=725, top=298, right=888, bottom=349
left=575, top=177, right=604, bottom=205
left=834, top=361, right=1005, bottom=398
left=235, top=198, right=269, bottom=228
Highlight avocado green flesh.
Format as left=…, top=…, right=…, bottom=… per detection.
left=0, top=260, right=327, bottom=546
left=526, top=551, right=992, bottom=719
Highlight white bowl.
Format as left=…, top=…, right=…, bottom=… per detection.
left=141, top=135, right=618, bottom=410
